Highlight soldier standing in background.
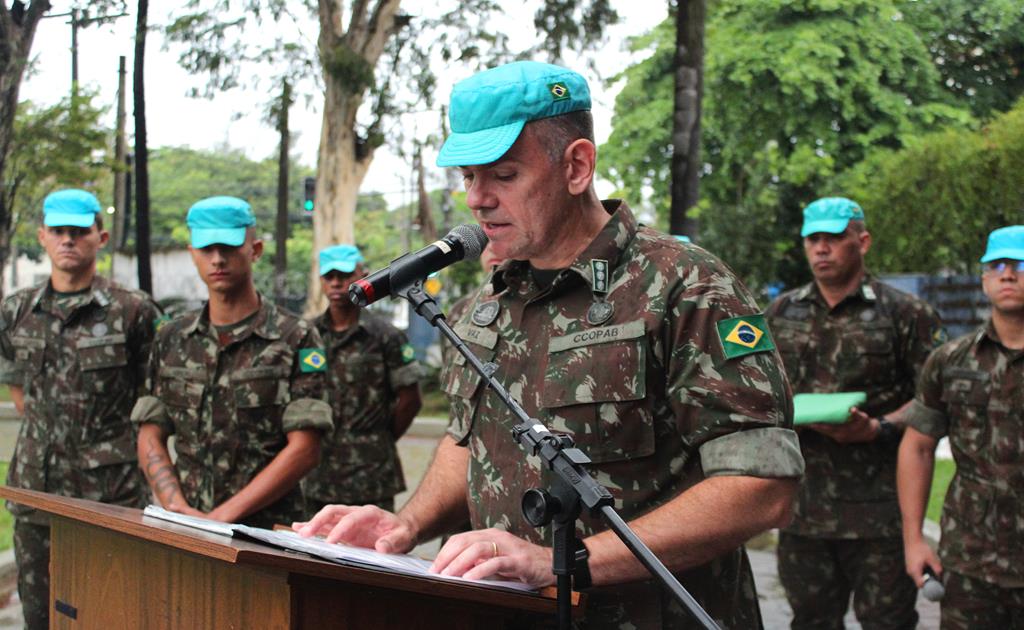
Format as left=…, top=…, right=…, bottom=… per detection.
left=898, top=225, right=1024, bottom=629
left=302, top=244, right=422, bottom=515
left=132, top=196, right=332, bottom=528
left=767, top=197, right=946, bottom=629
left=0, top=189, right=160, bottom=630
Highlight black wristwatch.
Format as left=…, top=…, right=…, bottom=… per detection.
left=876, top=415, right=898, bottom=443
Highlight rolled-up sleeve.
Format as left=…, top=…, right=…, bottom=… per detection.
left=282, top=397, right=333, bottom=434
left=700, top=427, right=805, bottom=478
left=130, top=394, right=175, bottom=436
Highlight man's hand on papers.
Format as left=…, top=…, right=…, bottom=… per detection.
left=293, top=504, right=417, bottom=554
left=165, top=501, right=207, bottom=519
left=430, top=529, right=555, bottom=589
left=807, top=406, right=880, bottom=443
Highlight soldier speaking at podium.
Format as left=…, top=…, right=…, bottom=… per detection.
left=297, top=61, right=804, bottom=629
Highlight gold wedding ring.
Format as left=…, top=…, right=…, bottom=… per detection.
left=490, top=541, right=499, bottom=558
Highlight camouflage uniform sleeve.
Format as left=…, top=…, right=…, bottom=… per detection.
left=0, top=295, right=19, bottom=385
left=130, top=324, right=175, bottom=435
left=281, top=325, right=333, bottom=434
left=898, top=298, right=946, bottom=387
left=904, top=346, right=949, bottom=439
left=382, top=327, right=421, bottom=390
left=667, top=267, right=804, bottom=480
left=129, top=296, right=163, bottom=399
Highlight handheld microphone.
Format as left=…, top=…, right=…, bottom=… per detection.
left=350, top=224, right=488, bottom=306
left=921, top=566, right=945, bottom=602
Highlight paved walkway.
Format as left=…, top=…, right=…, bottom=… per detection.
left=0, top=415, right=943, bottom=628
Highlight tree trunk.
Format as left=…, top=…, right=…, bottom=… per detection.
left=0, top=0, right=51, bottom=299
left=306, top=0, right=402, bottom=314
left=669, top=0, right=704, bottom=239
left=414, top=145, right=437, bottom=243
left=133, top=0, right=152, bottom=295
left=274, top=81, right=291, bottom=305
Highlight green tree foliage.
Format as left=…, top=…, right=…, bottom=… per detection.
left=838, top=98, right=1024, bottom=274
left=601, top=0, right=973, bottom=290
left=8, top=92, right=111, bottom=259
left=901, top=0, right=1024, bottom=119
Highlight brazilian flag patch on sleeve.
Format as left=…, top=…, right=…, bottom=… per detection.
left=716, top=314, right=775, bottom=359
left=401, top=343, right=416, bottom=364
left=299, top=348, right=327, bottom=373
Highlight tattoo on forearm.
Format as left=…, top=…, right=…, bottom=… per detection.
left=143, top=436, right=185, bottom=504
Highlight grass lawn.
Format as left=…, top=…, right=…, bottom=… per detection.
left=0, top=386, right=10, bottom=403
left=927, top=458, right=956, bottom=524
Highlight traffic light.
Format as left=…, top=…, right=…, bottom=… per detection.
left=303, top=176, right=316, bottom=213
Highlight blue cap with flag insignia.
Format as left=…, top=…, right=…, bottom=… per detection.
left=437, top=61, right=591, bottom=168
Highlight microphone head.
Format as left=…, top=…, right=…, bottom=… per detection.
left=921, top=575, right=945, bottom=602
left=447, top=224, right=488, bottom=261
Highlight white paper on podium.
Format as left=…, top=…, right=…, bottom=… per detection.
left=142, top=505, right=536, bottom=594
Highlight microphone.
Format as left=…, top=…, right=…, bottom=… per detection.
left=350, top=224, right=488, bottom=306
left=921, top=566, right=945, bottom=602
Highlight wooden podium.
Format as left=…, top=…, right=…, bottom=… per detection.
left=0, top=486, right=570, bottom=629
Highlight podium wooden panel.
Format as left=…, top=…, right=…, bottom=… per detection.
left=0, top=486, right=567, bottom=629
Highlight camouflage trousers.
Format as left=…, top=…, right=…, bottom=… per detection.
left=941, top=570, right=1024, bottom=629
left=13, top=519, right=50, bottom=630
left=778, top=533, right=918, bottom=630
left=304, top=497, right=394, bottom=522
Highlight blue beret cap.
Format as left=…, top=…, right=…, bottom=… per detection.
left=437, top=61, right=591, bottom=168
left=319, top=244, right=364, bottom=275
left=187, top=196, right=255, bottom=248
left=43, top=189, right=101, bottom=227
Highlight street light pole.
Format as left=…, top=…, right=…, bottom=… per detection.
left=43, top=8, right=129, bottom=98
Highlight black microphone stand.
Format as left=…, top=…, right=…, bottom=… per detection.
left=391, top=281, right=720, bottom=630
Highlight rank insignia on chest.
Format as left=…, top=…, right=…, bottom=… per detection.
left=401, top=343, right=416, bottom=363
left=717, top=314, right=775, bottom=359
left=471, top=301, right=500, bottom=327
left=299, top=348, right=327, bottom=372
left=591, top=259, right=609, bottom=294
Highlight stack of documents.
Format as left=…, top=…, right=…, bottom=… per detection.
left=142, top=505, right=535, bottom=594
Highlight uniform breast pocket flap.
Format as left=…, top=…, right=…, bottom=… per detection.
left=11, top=335, right=45, bottom=373
left=78, top=334, right=129, bottom=371
left=159, top=376, right=205, bottom=409
left=442, top=342, right=495, bottom=400
left=940, top=368, right=989, bottom=407
left=540, top=321, right=652, bottom=463
left=849, top=321, right=893, bottom=354
left=232, top=366, right=290, bottom=409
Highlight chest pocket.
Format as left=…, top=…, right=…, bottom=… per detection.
left=442, top=324, right=497, bottom=443
left=539, top=321, right=653, bottom=463
left=839, top=320, right=895, bottom=385
left=770, top=319, right=811, bottom=384
left=158, top=366, right=205, bottom=409
left=78, top=334, right=129, bottom=371
left=11, top=335, right=44, bottom=374
left=941, top=367, right=1006, bottom=461
left=231, top=366, right=290, bottom=409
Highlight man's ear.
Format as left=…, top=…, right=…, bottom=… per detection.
left=859, top=230, right=872, bottom=256
left=563, top=139, right=596, bottom=195
left=251, top=238, right=264, bottom=261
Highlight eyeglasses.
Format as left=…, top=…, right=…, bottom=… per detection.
left=984, top=260, right=1024, bottom=274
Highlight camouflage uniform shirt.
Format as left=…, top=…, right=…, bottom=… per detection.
left=303, top=310, right=421, bottom=505
left=905, top=320, right=1024, bottom=587
left=0, top=277, right=160, bottom=522
left=131, top=297, right=332, bottom=528
left=767, top=278, right=944, bottom=538
left=442, top=201, right=804, bottom=629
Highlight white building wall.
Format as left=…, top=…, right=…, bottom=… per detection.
left=4, top=250, right=207, bottom=303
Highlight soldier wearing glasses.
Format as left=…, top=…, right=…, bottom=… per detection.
left=898, top=225, right=1024, bottom=629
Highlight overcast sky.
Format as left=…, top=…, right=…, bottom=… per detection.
left=20, top=2, right=667, bottom=211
